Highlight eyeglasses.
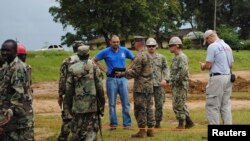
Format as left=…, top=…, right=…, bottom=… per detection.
left=147, top=45, right=156, bottom=48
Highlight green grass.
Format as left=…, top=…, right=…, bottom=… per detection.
left=34, top=105, right=250, bottom=141
left=27, top=49, right=250, bottom=82
left=187, top=92, right=250, bottom=101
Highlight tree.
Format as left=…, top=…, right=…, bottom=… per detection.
left=148, top=0, right=181, bottom=48
left=231, top=0, right=250, bottom=39
left=180, top=0, right=250, bottom=39
left=49, top=0, right=181, bottom=47
left=49, top=0, right=151, bottom=46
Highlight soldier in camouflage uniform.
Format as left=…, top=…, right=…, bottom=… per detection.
left=116, top=40, right=155, bottom=138
left=146, top=38, right=170, bottom=128
left=168, top=37, right=194, bottom=129
left=58, top=41, right=84, bottom=141
left=65, top=45, right=105, bottom=141
left=0, top=39, right=34, bottom=140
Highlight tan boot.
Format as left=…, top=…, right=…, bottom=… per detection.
left=147, top=129, right=154, bottom=137
left=131, top=129, right=146, bottom=138
left=185, top=116, right=195, bottom=129
left=176, top=120, right=185, bottom=129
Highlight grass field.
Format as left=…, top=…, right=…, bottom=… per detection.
left=35, top=100, right=250, bottom=141
left=27, top=49, right=250, bottom=83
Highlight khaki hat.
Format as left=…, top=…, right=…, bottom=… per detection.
left=146, top=38, right=157, bottom=46
left=77, top=45, right=90, bottom=56
left=169, top=36, right=182, bottom=45
left=203, top=30, right=215, bottom=45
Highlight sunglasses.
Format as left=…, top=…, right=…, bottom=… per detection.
left=169, top=44, right=176, bottom=47
left=147, top=45, right=156, bottom=48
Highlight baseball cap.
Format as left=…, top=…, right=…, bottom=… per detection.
left=203, top=30, right=215, bottom=45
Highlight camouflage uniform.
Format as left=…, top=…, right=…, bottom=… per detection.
left=65, top=59, right=104, bottom=141
left=0, top=57, right=34, bottom=141
left=170, top=52, right=190, bottom=121
left=151, top=53, right=169, bottom=125
left=125, top=51, right=155, bottom=130
left=58, top=54, right=80, bottom=141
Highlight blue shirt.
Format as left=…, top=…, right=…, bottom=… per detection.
left=206, top=39, right=234, bottom=74
left=95, top=46, right=134, bottom=75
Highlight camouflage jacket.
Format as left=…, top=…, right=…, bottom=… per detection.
left=151, top=53, right=170, bottom=86
left=59, top=54, right=80, bottom=96
left=65, top=59, right=105, bottom=114
left=126, top=51, right=154, bottom=93
left=0, top=57, right=33, bottom=129
left=21, top=62, right=33, bottom=103
left=170, top=52, right=189, bottom=86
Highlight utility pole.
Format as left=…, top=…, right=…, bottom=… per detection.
left=214, top=0, right=217, bottom=30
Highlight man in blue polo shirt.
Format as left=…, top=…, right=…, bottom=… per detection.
left=93, top=35, right=134, bottom=130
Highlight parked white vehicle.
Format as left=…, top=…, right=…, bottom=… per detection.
left=37, top=45, right=64, bottom=51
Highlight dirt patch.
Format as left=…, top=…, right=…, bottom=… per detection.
left=33, top=99, right=60, bottom=114
left=189, top=70, right=250, bottom=93
left=32, top=81, right=59, bottom=95
left=32, top=70, right=250, bottom=114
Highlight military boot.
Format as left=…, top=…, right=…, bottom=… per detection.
left=147, top=128, right=154, bottom=137
left=155, top=121, right=161, bottom=128
left=185, top=116, right=195, bottom=129
left=176, top=120, right=185, bottom=129
left=131, top=129, right=146, bottom=138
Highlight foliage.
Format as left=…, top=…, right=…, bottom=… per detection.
left=147, top=0, right=181, bottom=48
left=182, top=36, right=192, bottom=49
left=240, top=39, right=250, bottom=50
left=217, top=24, right=240, bottom=50
left=49, top=0, right=181, bottom=47
left=180, top=0, right=250, bottom=39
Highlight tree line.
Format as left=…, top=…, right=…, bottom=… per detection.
left=49, top=0, right=250, bottom=48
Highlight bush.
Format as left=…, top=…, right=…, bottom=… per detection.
left=183, top=37, right=192, bottom=49
left=240, top=39, right=250, bottom=50
left=217, top=25, right=240, bottom=50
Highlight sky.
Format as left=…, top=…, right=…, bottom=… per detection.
left=0, top=0, right=72, bottom=51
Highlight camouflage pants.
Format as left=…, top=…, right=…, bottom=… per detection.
left=172, top=86, right=189, bottom=120
left=0, top=127, right=34, bottom=141
left=71, top=112, right=98, bottom=141
left=58, top=100, right=73, bottom=141
left=134, top=92, right=155, bottom=128
left=153, top=86, right=165, bottom=122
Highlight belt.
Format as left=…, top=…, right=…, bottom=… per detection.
left=106, top=74, right=124, bottom=78
left=210, top=73, right=229, bottom=77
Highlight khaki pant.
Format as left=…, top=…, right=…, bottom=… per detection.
left=206, top=75, right=232, bottom=125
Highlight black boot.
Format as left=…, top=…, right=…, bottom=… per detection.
left=176, top=120, right=185, bottom=129
left=155, top=121, right=161, bottom=128
left=185, top=116, right=195, bottom=129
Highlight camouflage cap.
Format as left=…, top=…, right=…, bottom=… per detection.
left=77, top=45, right=90, bottom=56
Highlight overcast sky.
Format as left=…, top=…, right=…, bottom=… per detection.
left=0, top=0, right=72, bottom=51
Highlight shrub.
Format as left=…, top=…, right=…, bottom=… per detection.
left=183, top=37, right=192, bottom=49
left=217, top=25, right=240, bottom=50
left=240, top=39, right=250, bottom=50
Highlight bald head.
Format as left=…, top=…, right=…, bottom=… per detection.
left=110, top=35, right=120, bottom=50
